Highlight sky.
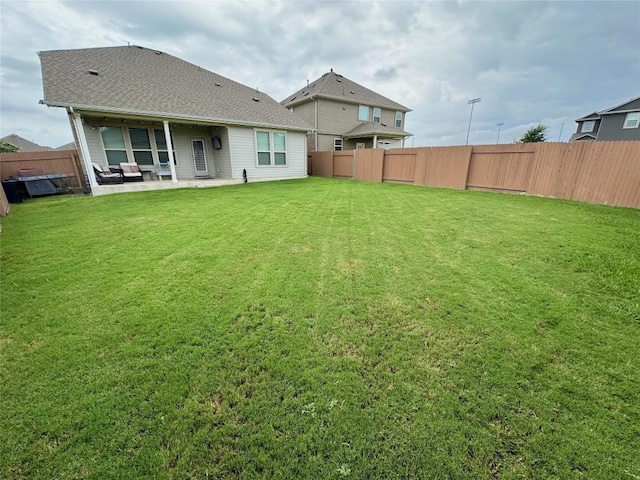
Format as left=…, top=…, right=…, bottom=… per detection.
left=1, top=0, right=639, bottom=148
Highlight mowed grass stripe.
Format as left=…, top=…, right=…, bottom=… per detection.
left=1, top=177, right=639, bottom=479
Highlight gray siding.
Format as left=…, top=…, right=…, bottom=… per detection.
left=290, top=101, right=316, bottom=130
left=169, top=126, right=219, bottom=178
left=81, top=120, right=107, bottom=165
left=597, top=113, right=640, bottom=141
left=318, top=100, right=361, bottom=134
left=210, top=126, right=232, bottom=178
left=228, top=127, right=307, bottom=180
left=317, top=99, right=404, bottom=136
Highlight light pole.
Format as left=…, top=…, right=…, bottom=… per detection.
left=466, top=98, right=481, bottom=145
left=496, top=122, right=504, bottom=144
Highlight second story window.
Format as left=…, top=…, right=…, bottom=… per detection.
left=358, top=105, right=369, bottom=122
left=623, top=112, right=640, bottom=129
left=395, top=112, right=403, bottom=128
left=581, top=120, right=595, bottom=133
left=373, top=107, right=381, bottom=123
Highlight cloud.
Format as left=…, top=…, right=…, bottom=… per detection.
left=1, top=0, right=638, bottom=148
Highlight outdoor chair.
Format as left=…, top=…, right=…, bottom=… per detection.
left=93, top=163, right=123, bottom=184
left=119, top=162, right=144, bottom=182
left=156, top=159, right=172, bottom=181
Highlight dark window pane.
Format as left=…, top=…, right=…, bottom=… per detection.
left=129, top=128, right=151, bottom=149
left=258, top=152, right=271, bottom=165
left=274, top=153, right=286, bottom=165
left=105, top=150, right=128, bottom=165
left=154, top=129, right=167, bottom=150
left=133, top=150, right=153, bottom=165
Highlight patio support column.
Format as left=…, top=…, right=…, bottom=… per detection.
left=401, top=137, right=405, bottom=148
left=163, top=120, right=178, bottom=183
left=373, top=134, right=378, bottom=148
left=72, top=113, right=98, bottom=190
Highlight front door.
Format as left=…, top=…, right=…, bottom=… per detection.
left=191, top=138, right=209, bottom=177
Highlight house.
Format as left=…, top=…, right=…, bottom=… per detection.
left=0, top=134, right=52, bottom=152
left=38, top=45, right=312, bottom=193
left=570, top=96, right=640, bottom=142
left=55, top=142, right=76, bottom=150
left=281, top=70, right=411, bottom=152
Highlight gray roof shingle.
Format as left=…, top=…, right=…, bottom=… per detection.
left=281, top=71, right=411, bottom=112
left=343, top=122, right=411, bottom=139
left=0, top=134, right=52, bottom=151
left=39, top=45, right=311, bottom=131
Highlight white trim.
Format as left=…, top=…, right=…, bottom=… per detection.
left=46, top=102, right=311, bottom=132
left=581, top=120, right=595, bottom=133
left=72, top=113, right=98, bottom=189
left=163, top=121, right=178, bottom=183
left=254, top=129, right=288, bottom=167
left=622, top=112, right=640, bottom=129
left=191, top=138, right=209, bottom=176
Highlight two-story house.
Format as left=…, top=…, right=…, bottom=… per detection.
left=570, top=96, right=640, bottom=142
left=281, top=70, right=411, bottom=152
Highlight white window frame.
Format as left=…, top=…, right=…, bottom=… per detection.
left=358, top=105, right=370, bottom=122
left=255, top=130, right=287, bottom=167
left=99, top=124, right=177, bottom=168
left=373, top=107, right=381, bottom=123
left=395, top=111, right=403, bottom=128
left=623, top=112, right=640, bottom=129
left=99, top=126, right=129, bottom=166
left=581, top=120, right=595, bottom=133
left=128, top=127, right=154, bottom=166
left=334, top=138, right=343, bottom=151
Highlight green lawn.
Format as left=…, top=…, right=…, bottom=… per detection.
left=1, top=177, right=639, bottom=479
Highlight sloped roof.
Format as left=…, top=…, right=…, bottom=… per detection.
left=39, top=45, right=311, bottom=131
left=599, top=96, right=640, bottom=115
left=281, top=70, right=410, bottom=112
left=343, top=122, right=411, bottom=139
left=0, top=134, right=52, bottom=151
left=575, top=112, right=600, bottom=122
left=569, top=132, right=596, bottom=141
left=56, top=141, right=76, bottom=150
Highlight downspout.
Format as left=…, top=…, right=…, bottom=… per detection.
left=69, top=107, right=98, bottom=191
left=314, top=98, right=318, bottom=152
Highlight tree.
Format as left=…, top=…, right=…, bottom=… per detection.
left=517, top=124, right=549, bottom=143
left=0, top=140, right=18, bottom=153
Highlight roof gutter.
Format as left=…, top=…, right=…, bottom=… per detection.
left=45, top=101, right=312, bottom=133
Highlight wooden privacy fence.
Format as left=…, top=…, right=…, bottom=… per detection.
left=0, top=149, right=87, bottom=193
left=308, top=141, right=640, bottom=208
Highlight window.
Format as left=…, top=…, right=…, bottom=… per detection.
left=128, top=128, right=153, bottom=165
left=334, top=138, right=343, bottom=151
left=623, top=112, right=640, bottom=129
left=356, top=142, right=365, bottom=150
left=373, top=107, right=381, bottom=123
left=256, top=130, right=286, bottom=166
left=100, top=127, right=128, bottom=165
left=358, top=105, right=369, bottom=122
left=395, top=111, right=403, bottom=128
left=581, top=120, right=595, bottom=133
left=154, top=129, right=176, bottom=165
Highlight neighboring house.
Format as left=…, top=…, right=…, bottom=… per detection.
left=0, top=134, right=52, bottom=152
left=570, top=96, right=640, bottom=142
left=56, top=142, right=76, bottom=150
left=38, top=45, right=312, bottom=192
left=281, top=70, right=411, bottom=152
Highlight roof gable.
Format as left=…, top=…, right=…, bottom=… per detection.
left=0, top=134, right=52, bottom=151
left=599, top=96, right=640, bottom=115
left=575, top=112, right=600, bottom=121
left=39, top=45, right=311, bottom=131
left=282, top=71, right=410, bottom=112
